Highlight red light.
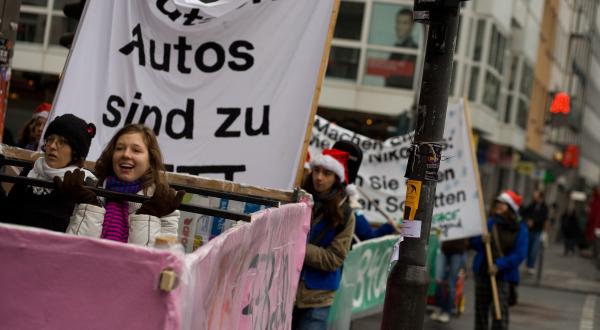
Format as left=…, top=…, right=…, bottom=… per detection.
left=550, top=92, right=570, bottom=114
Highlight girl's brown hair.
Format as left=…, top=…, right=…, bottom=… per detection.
left=95, top=124, right=168, bottom=193
left=302, top=172, right=347, bottom=228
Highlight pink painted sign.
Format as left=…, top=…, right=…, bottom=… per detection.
left=0, top=224, right=184, bottom=330
left=181, top=202, right=311, bottom=330
left=0, top=202, right=311, bottom=330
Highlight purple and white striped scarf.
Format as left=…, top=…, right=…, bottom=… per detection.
left=100, top=176, right=142, bottom=243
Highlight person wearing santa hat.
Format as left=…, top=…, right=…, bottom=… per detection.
left=293, top=148, right=356, bottom=330
left=17, top=102, right=51, bottom=150
left=470, top=190, right=528, bottom=330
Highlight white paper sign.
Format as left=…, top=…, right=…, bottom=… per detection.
left=310, top=100, right=484, bottom=241
left=399, top=220, right=422, bottom=238
left=50, top=0, right=334, bottom=189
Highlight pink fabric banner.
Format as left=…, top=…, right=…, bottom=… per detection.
left=0, top=202, right=311, bottom=330
left=0, top=224, right=184, bottom=330
left=181, top=202, right=311, bottom=330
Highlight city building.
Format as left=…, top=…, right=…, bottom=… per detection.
left=319, top=0, right=599, bottom=206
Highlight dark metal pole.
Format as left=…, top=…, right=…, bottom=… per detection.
left=381, top=2, right=462, bottom=329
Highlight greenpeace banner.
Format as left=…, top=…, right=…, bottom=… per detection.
left=310, top=100, right=483, bottom=241
left=0, top=202, right=310, bottom=330
left=50, top=0, right=335, bottom=189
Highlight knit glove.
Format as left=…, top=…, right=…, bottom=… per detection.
left=53, top=169, right=99, bottom=206
left=136, top=187, right=185, bottom=218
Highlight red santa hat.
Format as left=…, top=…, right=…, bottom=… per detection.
left=33, top=103, right=51, bottom=119
left=310, top=148, right=349, bottom=183
left=304, top=150, right=311, bottom=170
left=496, top=190, right=522, bottom=214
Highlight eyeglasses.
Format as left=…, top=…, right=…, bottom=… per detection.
left=44, top=135, right=69, bottom=149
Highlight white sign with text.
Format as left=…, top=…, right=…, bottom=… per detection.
left=50, top=0, right=334, bottom=189
left=310, top=100, right=483, bottom=241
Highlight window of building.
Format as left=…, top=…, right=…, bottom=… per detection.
left=455, top=16, right=463, bottom=54
left=473, top=19, right=486, bottom=61
left=327, top=47, right=361, bottom=80
left=483, top=72, right=500, bottom=110
left=363, top=2, right=421, bottom=90
left=460, top=17, right=508, bottom=112
left=516, top=98, right=528, bottom=129
left=49, top=15, right=78, bottom=46
left=468, top=66, right=480, bottom=101
left=53, top=0, right=76, bottom=10
left=520, top=63, right=533, bottom=96
left=487, top=25, right=506, bottom=73
left=22, top=0, right=47, bottom=6
left=367, top=3, right=421, bottom=48
left=449, top=60, right=458, bottom=95
left=363, top=49, right=417, bottom=89
left=18, top=1, right=78, bottom=48
left=16, top=13, right=46, bottom=44
left=508, top=55, right=518, bottom=90
left=504, top=55, right=533, bottom=129
left=333, top=1, right=364, bottom=40
left=326, top=0, right=423, bottom=91
left=504, top=94, right=513, bottom=123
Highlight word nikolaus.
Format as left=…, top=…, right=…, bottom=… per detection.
left=119, top=24, right=254, bottom=74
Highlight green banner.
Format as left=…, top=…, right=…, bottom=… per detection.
left=328, top=233, right=440, bottom=329
left=328, top=235, right=398, bottom=329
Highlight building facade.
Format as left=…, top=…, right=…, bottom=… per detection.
left=318, top=0, right=600, bottom=205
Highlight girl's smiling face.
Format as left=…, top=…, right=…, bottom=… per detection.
left=112, top=132, right=150, bottom=182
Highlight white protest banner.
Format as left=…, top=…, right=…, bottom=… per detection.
left=310, top=100, right=483, bottom=241
left=50, top=0, right=335, bottom=189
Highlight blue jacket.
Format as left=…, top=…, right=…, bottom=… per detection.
left=354, top=210, right=395, bottom=241
left=303, top=219, right=342, bottom=290
left=470, top=217, right=528, bottom=283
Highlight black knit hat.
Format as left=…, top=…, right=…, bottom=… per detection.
left=44, top=114, right=96, bottom=160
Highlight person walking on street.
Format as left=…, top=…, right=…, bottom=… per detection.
left=586, top=187, right=600, bottom=257
left=521, top=190, right=549, bottom=275
left=431, top=238, right=468, bottom=323
left=293, top=148, right=356, bottom=330
left=561, top=193, right=584, bottom=256
left=471, top=190, right=528, bottom=330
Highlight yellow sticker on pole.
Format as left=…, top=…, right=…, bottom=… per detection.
left=404, top=180, right=422, bottom=220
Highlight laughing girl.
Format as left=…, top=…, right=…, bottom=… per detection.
left=57, top=124, right=184, bottom=246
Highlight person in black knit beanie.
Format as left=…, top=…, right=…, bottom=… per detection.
left=1, top=114, right=97, bottom=232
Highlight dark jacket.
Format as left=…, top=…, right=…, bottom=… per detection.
left=521, top=202, right=548, bottom=232
left=441, top=238, right=469, bottom=255
left=1, top=168, right=75, bottom=232
left=561, top=211, right=581, bottom=239
left=470, top=216, right=528, bottom=283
